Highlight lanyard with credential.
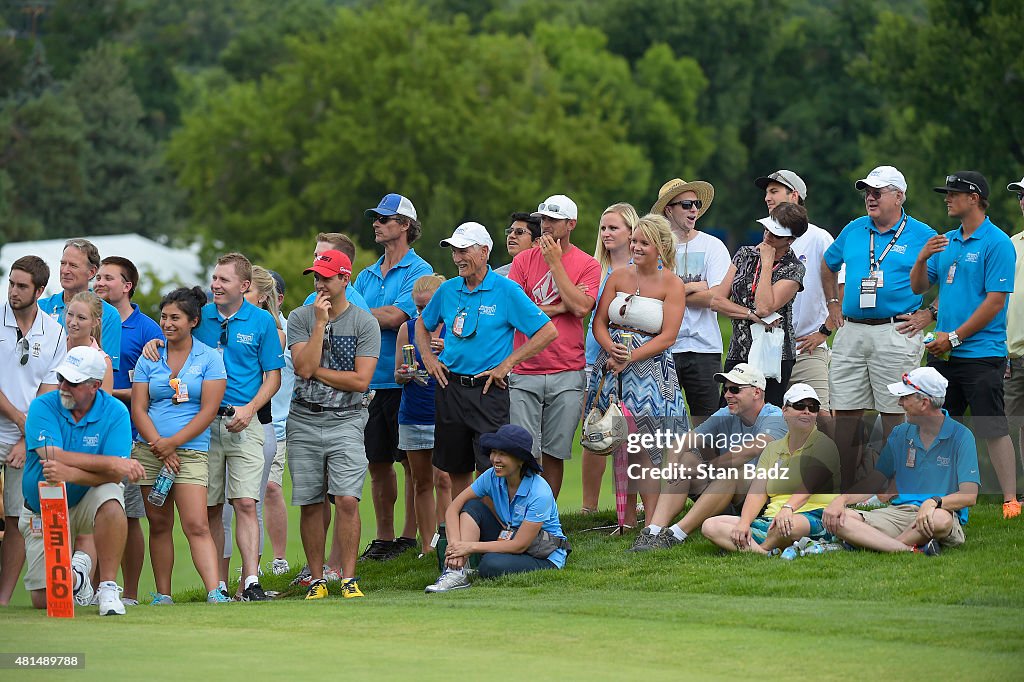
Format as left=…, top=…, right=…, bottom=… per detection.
left=868, top=214, right=908, bottom=273
left=750, top=257, right=782, bottom=296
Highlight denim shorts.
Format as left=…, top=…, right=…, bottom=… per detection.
left=398, top=423, right=435, bottom=451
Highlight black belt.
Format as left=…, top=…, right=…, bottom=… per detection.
left=293, top=398, right=362, bottom=413
left=450, top=373, right=487, bottom=388
left=844, top=316, right=900, bottom=326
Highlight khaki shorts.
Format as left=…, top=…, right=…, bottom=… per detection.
left=830, top=322, right=923, bottom=413
left=789, top=346, right=831, bottom=411
left=857, top=503, right=966, bottom=547
left=268, top=439, right=286, bottom=488
left=509, top=370, right=586, bottom=461
left=132, top=442, right=209, bottom=487
left=19, top=482, right=125, bottom=591
left=1, top=442, right=24, bottom=516
left=207, top=416, right=265, bottom=504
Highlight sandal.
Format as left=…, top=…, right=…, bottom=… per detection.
left=580, top=507, right=598, bottom=516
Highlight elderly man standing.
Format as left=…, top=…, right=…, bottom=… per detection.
left=38, top=238, right=122, bottom=370
left=355, top=194, right=434, bottom=561
left=19, top=346, right=145, bottom=614
left=910, top=172, right=1017, bottom=519
left=508, top=195, right=600, bottom=497
left=821, top=166, right=936, bottom=485
left=417, top=222, right=557, bottom=497
left=823, top=368, right=979, bottom=555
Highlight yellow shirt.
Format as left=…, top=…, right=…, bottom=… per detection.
left=756, top=428, right=840, bottom=517
left=1006, top=231, right=1024, bottom=358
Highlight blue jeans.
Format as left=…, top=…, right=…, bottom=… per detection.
left=461, top=498, right=557, bottom=578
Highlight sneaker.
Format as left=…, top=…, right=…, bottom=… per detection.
left=290, top=565, right=312, bottom=587
left=305, top=579, right=329, bottom=600
left=241, top=582, right=270, bottom=601
left=71, top=551, right=94, bottom=607
left=149, top=592, right=174, bottom=605
left=97, top=582, right=125, bottom=616
left=424, top=568, right=471, bottom=593
left=217, top=580, right=230, bottom=599
left=359, top=539, right=394, bottom=561
left=121, top=598, right=139, bottom=606
left=913, top=539, right=941, bottom=557
left=1003, top=499, right=1021, bottom=520
left=340, top=578, right=364, bottom=599
left=271, top=558, right=290, bottom=576
left=387, top=536, right=417, bottom=559
left=323, top=565, right=342, bottom=582
left=628, top=527, right=659, bottom=552
left=207, top=588, right=232, bottom=603
left=648, top=528, right=684, bottom=551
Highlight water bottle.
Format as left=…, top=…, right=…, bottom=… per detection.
left=222, top=405, right=245, bottom=444
left=922, top=332, right=950, bottom=361
left=148, top=464, right=176, bottom=506
left=780, top=543, right=800, bottom=561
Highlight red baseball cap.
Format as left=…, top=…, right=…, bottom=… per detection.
left=303, top=250, right=352, bottom=278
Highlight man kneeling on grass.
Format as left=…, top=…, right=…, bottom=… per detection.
left=425, top=424, right=569, bottom=593
left=703, top=384, right=840, bottom=554
left=822, top=367, right=980, bottom=555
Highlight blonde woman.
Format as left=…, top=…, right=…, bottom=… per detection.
left=582, top=203, right=639, bottom=515
left=585, top=214, right=689, bottom=528
left=65, top=291, right=113, bottom=392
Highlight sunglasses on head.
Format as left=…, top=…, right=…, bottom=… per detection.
left=505, top=227, right=531, bottom=237
left=537, top=203, right=566, bottom=215
left=900, top=372, right=933, bottom=397
left=862, top=187, right=895, bottom=200
left=787, top=400, right=820, bottom=413
left=944, top=175, right=981, bottom=195
left=667, top=199, right=702, bottom=210
left=723, top=384, right=752, bottom=395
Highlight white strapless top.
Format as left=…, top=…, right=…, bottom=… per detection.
left=608, top=292, right=664, bottom=335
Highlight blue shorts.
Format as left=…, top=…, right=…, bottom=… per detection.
left=750, top=508, right=830, bottom=544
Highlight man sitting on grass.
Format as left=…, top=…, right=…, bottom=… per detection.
left=702, top=384, right=840, bottom=554
left=630, top=364, right=787, bottom=551
left=822, top=367, right=980, bottom=555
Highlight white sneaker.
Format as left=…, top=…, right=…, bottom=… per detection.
left=271, top=558, right=290, bottom=576
left=97, top=582, right=126, bottom=616
left=121, top=598, right=139, bottom=606
left=424, top=568, right=471, bottom=594
left=323, top=565, right=342, bottom=582
left=71, top=551, right=94, bottom=607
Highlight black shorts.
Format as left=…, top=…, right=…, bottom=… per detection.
left=365, top=389, right=404, bottom=464
left=673, top=352, right=722, bottom=423
left=929, top=356, right=1009, bottom=438
left=433, top=377, right=509, bottom=474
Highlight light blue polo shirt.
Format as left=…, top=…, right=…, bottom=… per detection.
left=695, top=403, right=787, bottom=458
left=877, top=411, right=980, bottom=524
left=470, top=467, right=567, bottom=568
left=420, top=267, right=549, bottom=376
left=824, top=212, right=936, bottom=318
left=114, top=304, right=164, bottom=391
left=353, top=248, right=433, bottom=389
left=302, top=285, right=370, bottom=312
left=194, top=300, right=284, bottom=408
left=133, top=339, right=226, bottom=452
left=22, top=390, right=132, bottom=513
left=926, top=217, right=1014, bottom=358
left=39, top=292, right=123, bottom=370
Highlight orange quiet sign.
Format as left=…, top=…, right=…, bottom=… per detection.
left=39, top=483, right=74, bottom=618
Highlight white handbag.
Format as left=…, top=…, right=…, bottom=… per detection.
left=748, top=325, right=784, bottom=381
left=580, top=373, right=628, bottom=456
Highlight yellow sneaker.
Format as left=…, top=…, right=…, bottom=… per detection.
left=1003, top=499, right=1021, bottom=520
left=305, top=579, right=328, bottom=600
left=340, top=578, right=364, bottom=599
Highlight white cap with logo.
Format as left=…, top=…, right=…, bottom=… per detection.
left=56, top=346, right=107, bottom=384
left=783, top=383, right=820, bottom=405
left=886, top=367, right=948, bottom=398
left=439, top=222, right=494, bottom=250
left=855, top=165, right=908, bottom=193
left=714, top=363, right=767, bottom=391
left=533, top=194, right=578, bottom=221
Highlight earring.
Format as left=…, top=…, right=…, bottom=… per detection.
left=658, top=255, right=664, bottom=270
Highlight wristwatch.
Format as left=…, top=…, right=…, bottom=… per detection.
left=930, top=496, right=943, bottom=509
left=781, top=503, right=795, bottom=511
left=818, top=323, right=832, bottom=338
left=927, top=302, right=938, bottom=319
left=948, top=331, right=962, bottom=348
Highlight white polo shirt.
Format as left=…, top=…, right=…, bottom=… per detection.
left=791, top=223, right=835, bottom=347
left=0, top=303, right=67, bottom=445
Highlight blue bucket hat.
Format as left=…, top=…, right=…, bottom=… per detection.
left=479, top=424, right=542, bottom=474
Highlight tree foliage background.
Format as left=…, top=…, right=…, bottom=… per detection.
left=0, top=0, right=1021, bottom=309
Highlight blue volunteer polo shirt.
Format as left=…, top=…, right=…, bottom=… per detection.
left=133, top=339, right=226, bottom=452
left=194, top=300, right=284, bottom=408
left=114, top=304, right=164, bottom=390
left=39, top=292, right=123, bottom=370
left=303, top=285, right=370, bottom=312
left=420, top=267, right=549, bottom=377
left=926, top=217, right=1014, bottom=358
left=823, top=212, right=936, bottom=318
left=877, top=411, right=980, bottom=524
left=353, top=248, right=433, bottom=390
left=22, top=390, right=132, bottom=513
left=470, top=467, right=567, bottom=568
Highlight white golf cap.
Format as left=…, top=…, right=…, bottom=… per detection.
left=887, top=367, right=948, bottom=398
left=439, top=222, right=493, bottom=250
left=532, top=194, right=578, bottom=220
left=56, top=346, right=107, bottom=384
left=756, top=216, right=793, bottom=237
left=1007, top=176, right=1024, bottom=193
left=855, top=165, right=908, bottom=193
left=784, top=383, right=820, bottom=405
left=714, top=363, right=767, bottom=390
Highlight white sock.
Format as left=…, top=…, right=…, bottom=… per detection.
left=73, top=571, right=82, bottom=591
left=244, top=574, right=259, bottom=589
left=98, top=580, right=117, bottom=589
left=647, top=524, right=662, bottom=535
left=670, top=526, right=687, bottom=541
left=217, top=580, right=227, bottom=591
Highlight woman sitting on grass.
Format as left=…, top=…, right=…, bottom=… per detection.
left=424, top=424, right=569, bottom=593
left=702, top=383, right=839, bottom=555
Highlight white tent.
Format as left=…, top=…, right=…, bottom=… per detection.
left=0, top=234, right=205, bottom=297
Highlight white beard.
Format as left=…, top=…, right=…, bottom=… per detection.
left=59, top=392, right=76, bottom=410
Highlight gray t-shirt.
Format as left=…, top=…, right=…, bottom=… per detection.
left=287, top=303, right=381, bottom=409
left=693, top=403, right=787, bottom=459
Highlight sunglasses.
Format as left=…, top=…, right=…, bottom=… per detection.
left=537, top=203, right=567, bottom=216
left=1016, top=192, right=1024, bottom=201
left=862, top=187, right=896, bottom=200
left=374, top=215, right=397, bottom=225
left=787, top=400, right=820, bottom=413
left=900, top=372, right=933, bottom=397
left=667, top=199, right=702, bottom=210
left=723, top=384, right=752, bottom=395
left=505, top=227, right=531, bottom=237
left=16, top=330, right=28, bottom=365
left=57, top=374, right=86, bottom=387
left=219, top=318, right=230, bottom=348
left=944, top=175, right=982, bottom=195
left=618, top=294, right=634, bottom=318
